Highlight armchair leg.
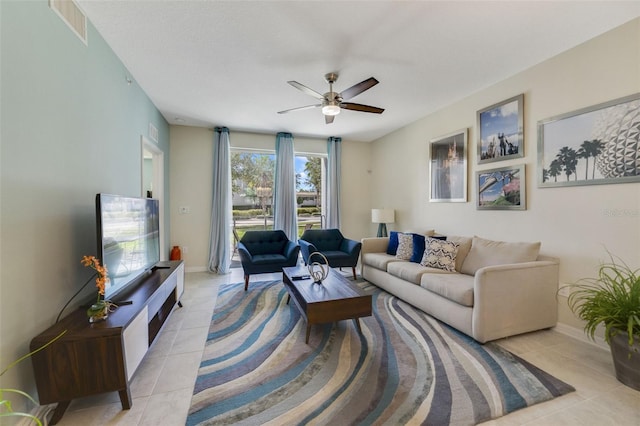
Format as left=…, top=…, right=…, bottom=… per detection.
left=352, top=267, right=357, bottom=280
left=244, top=275, right=249, bottom=291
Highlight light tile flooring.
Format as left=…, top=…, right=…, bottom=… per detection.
left=51, top=268, right=640, bottom=425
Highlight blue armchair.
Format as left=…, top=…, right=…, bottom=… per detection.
left=298, top=229, right=362, bottom=279
left=237, top=230, right=300, bottom=291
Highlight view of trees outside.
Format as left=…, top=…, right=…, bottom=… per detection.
left=297, top=156, right=322, bottom=208
left=231, top=152, right=325, bottom=243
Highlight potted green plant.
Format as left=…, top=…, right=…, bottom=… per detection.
left=565, top=252, right=640, bottom=391
left=1, top=331, right=66, bottom=425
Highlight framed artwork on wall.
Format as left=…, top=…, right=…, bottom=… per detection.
left=429, top=129, right=468, bottom=202
left=476, top=164, right=526, bottom=210
left=477, top=94, right=524, bottom=164
left=537, top=93, right=640, bottom=188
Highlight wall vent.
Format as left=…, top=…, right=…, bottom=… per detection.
left=149, top=123, right=159, bottom=143
left=49, top=0, right=87, bottom=45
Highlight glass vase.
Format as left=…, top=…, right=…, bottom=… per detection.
left=87, top=301, right=109, bottom=323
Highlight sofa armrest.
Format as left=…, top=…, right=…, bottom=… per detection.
left=361, top=237, right=389, bottom=255
left=298, top=239, right=317, bottom=264
left=283, top=240, right=300, bottom=263
left=237, top=242, right=253, bottom=263
left=340, top=238, right=362, bottom=256
left=472, top=259, right=559, bottom=343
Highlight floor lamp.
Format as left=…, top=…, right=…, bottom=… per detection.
left=371, top=209, right=395, bottom=237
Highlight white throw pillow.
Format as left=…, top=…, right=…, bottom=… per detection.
left=420, top=238, right=459, bottom=272
left=446, top=235, right=472, bottom=272
left=460, top=236, right=541, bottom=275
left=395, top=233, right=413, bottom=260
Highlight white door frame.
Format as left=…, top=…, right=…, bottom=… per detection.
left=141, top=136, right=166, bottom=260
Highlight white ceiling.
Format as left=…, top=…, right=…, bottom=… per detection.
left=77, top=1, right=640, bottom=142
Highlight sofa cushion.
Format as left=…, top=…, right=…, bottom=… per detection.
left=396, top=233, right=413, bottom=260
left=420, top=238, right=459, bottom=272
left=460, top=236, right=542, bottom=276
left=362, top=252, right=403, bottom=271
left=386, top=231, right=400, bottom=255
left=250, top=254, right=290, bottom=265
left=300, top=229, right=343, bottom=251
left=405, top=229, right=436, bottom=237
left=318, top=250, right=352, bottom=262
left=240, top=230, right=288, bottom=255
left=420, top=272, right=475, bottom=307
left=446, top=236, right=473, bottom=272
left=387, top=261, right=449, bottom=285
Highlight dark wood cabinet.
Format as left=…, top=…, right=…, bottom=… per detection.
left=30, top=261, right=184, bottom=425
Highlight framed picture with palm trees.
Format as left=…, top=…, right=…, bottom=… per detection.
left=537, top=93, right=640, bottom=188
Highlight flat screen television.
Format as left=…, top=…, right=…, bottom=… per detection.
left=96, top=193, right=161, bottom=300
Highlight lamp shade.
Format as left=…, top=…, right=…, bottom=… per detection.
left=322, top=103, right=341, bottom=116
left=371, top=209, right=395, bottom=224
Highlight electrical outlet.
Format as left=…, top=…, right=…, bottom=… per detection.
left=179, top=206, right=190, bottom=214
left=182, top=246, right=188, bottom=254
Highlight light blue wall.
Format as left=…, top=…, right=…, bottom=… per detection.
left=0, top=0, right=170, bottom=405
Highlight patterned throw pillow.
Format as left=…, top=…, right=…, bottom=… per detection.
left=395, top=233, right=413, bottom=260
left=420, top=238, right=460, bottom=271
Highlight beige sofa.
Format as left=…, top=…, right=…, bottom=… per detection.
left=360, top=234, right=559, bottom=343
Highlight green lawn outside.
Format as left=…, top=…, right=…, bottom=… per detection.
left=233, top=223, right=316, bottom=241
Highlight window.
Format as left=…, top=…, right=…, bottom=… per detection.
left=231, top=151, right=275, bottom=231
left=230, top=151, right=326, bottom=253
left=295, top=155, right=325, bottom=231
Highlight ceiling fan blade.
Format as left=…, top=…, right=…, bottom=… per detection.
left=287, top=81, right=325, bottom=100
left=341, top=102, right=384, bottom=114
left=340, top=77, right=379, bottom=100
left=277, top=104, right=321, bottom=114
left=325, top=114, right=335, bottom=124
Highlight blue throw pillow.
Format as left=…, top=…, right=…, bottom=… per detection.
left=386, top=231, right=400, bottom=255
left=410, top=233, right=426, bottom=263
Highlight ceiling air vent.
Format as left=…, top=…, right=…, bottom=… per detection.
left=49, top=0, right=87, bottom=45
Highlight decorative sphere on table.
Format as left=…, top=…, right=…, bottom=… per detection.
left=308, top=252, right=329, bottom=283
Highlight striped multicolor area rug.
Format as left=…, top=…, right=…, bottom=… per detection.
left=187, top=279, right=574, bottom=426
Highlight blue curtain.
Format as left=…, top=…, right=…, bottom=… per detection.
left=326, top=136, right=341, bottom=229
left=208, top=127, right=232, bottom=274
left=273, top=132, right=298, bottom=242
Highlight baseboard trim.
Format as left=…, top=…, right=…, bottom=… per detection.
left=17, top=404, right=54, bottom=426
left=553, top=323, right=609, bottom=351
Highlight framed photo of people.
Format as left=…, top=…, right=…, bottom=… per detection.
left=477, top=94, right=524, bottom=164
left=476, top=164, right=526, bottom=210
left=537, top=93, right=640, bottom=188
left=429, top=129, right=468, bottom=202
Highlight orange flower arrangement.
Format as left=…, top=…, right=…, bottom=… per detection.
left=81, top=255, right=109, bottom=297
left=82, top=255, right=114, bottom=322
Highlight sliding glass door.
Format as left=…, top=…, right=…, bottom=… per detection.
left=230, top=150, right=326, bottom=255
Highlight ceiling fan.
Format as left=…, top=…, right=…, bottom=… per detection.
left=278, top=73, right=384, bottom=124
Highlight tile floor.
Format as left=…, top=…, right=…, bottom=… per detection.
left=50, top=268, right=640, bottom=425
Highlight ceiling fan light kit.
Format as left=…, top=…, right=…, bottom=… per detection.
left=322, top=103, right=340, bottom=116
left=278, top=72, right=384, bottom=124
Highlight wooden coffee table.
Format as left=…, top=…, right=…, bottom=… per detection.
left=282, top=266, right=372, bottom=343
